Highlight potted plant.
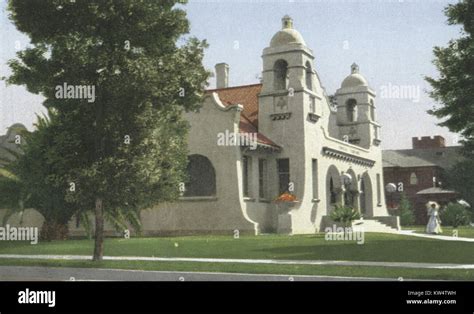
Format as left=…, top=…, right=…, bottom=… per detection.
left=274, top=192, right=299, bottom=214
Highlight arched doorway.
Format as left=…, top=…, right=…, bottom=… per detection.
left=343, top=169, right=359, bottom=210
left=326, top=165, right=341, bottom=214
left=359, top=172, right=373, bottom=217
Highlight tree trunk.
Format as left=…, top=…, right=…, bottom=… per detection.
left=92, top=198, right=104, bottom=261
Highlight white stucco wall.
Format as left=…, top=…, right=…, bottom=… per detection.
left=140, top=93, right=258, bottom=235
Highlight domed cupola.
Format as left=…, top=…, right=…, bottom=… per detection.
left=270, top=15, right=306, bottom=47
left=340, top=63, right=368, bottom=89
left=335, top=63, right=379, bottom=149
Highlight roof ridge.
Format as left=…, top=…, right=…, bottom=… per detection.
left=206, top=83, right=262, bottom=92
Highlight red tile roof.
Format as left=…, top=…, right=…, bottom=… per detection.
left=206, top=84, right=261, bottom=127
left=205, top=84, right=280, bottom=149
left=239, top=114, right=280, bottom=148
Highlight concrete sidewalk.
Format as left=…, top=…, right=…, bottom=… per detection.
left=0, top=253, right=473, bottom=269
left=397, top=230, right=474, bottom=242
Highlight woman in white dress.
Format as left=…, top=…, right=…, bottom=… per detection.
left=426, top=201, right=442, bottom=234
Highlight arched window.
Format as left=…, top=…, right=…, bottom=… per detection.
left=346, top=99, right=357, bottom=122
left=370, top=99, right=375, bottom=121
left=274, top=59, right=288, bottom=90
left=184, top=155, right=216, bottom=197
left=409, top=172, right=418, bottom=185
left=305, top=61, right=312, bottom=90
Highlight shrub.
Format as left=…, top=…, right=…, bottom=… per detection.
left=330, top=204, right=360, bottom=228
left=398, top=193, right=415, bottom=226
left=440, top=203, right=471, bottom=228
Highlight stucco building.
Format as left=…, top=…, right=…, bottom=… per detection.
left=131, top=15, right=398, bottom=236
left=1, top=16, right=399, bottom=236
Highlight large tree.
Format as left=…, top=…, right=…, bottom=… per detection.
left=425, top=0, right=474, bottom=212
left=5, top=0, right=209, bottom=260
left=425, top=0, right=474, bottom=154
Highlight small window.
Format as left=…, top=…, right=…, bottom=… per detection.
left=370, top=99, right=375, bottom=120
left=243, top=156, right=251, bottom=197
left=409, top=172, right=418, bottom=185
left=305, top=61, right=312, bottom=90
left=346, top=99, right=357, bottom=122
left=312, top=159, right=318, bottom=199
left=258, top=159, right=267, bottom=199
left=310, top=97, right=316, bottom=113
left=277, top=158, right=290, bottom=194
left=376, top=173, right=381, bottom=205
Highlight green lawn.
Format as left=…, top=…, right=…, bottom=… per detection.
left=1, top=233, right=474, bottom=264
left=1, top=233, right=473, bottom=280
left=404, top=225, right=474, bottom=238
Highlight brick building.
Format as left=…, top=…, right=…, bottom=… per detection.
left=382, top=136, right=464, bottom=224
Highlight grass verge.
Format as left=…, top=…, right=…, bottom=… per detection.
left=0, top=258, right=473, bottom=280
left=1, top=233, right=474, bottom=264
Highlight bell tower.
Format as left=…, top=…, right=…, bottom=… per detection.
left=258, top=16, right=319, bottom=140
left=335, top=63, right=381, bottom=148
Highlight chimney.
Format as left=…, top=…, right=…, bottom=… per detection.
left=215, top=63, right=229, bottom=89
left=412, top=135, right=446, bottom=149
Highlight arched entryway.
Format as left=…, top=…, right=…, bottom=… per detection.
left=326, top=165, right=342, bottom=214
left=359, top=172, right=374, bottom=217
left=343, top=169, right=359, bottom=210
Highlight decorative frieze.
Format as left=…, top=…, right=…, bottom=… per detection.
left=322, top=147, right=375, bottom=167
left=270, top=112, right=292, bottom=120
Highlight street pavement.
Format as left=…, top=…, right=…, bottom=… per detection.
left=0, top=265, right=394, bottom=281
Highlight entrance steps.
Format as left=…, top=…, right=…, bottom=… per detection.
left=351, top=218, right=399, bottom=233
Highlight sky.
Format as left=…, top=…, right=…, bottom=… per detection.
left=0, top=0, right=463, bottom=149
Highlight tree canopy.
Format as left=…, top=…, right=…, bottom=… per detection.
left=425, top=0, right=474, bottom=155
left=426, top=0, right=474, bottom=215
left=5, top=0, right=209, bottom=259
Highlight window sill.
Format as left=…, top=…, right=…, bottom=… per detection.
left=312, top=198, right=320, bottom=203
left=244, top=197, right=256, bottom=202
left=307, top=113, right=320, bottom=123
left=258, top=198, right=271, bottom=203
left=179, top=196, right=218, bottom=202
